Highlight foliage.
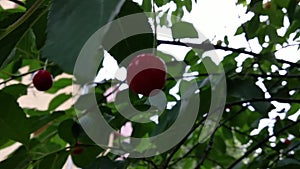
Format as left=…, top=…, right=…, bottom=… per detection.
left=0, top=0, right=300, bottom=168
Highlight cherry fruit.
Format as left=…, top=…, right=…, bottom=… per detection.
left=71, top=141, right=84, bottom=155
left=284, top=139, right=291, bottom=145
left=32, top=70, right=53, bottom=91
left=263, top=2, right=271, bottom=9
left=126, top=53, right=167, bottom=96
left=71, top=146, right=84, bottom=155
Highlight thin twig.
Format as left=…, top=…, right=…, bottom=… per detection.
left=228, top=119, right=300, bottom=169
left=226, top=98, right=300, bottom=107
left=194, top=131, right=216, bottom=169
left=157, top=40, right=300, bottom=68
left=142, top=158, right=159, bottom=169
left=160, top=117, right=207, bottom=168
left=0, top=68, right=41, bottom=85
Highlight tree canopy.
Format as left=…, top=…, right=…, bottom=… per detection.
left=0, top=0, right=299, bottom=168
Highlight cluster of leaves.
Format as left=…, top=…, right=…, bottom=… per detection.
left=0, top=0, right=299, bottom=168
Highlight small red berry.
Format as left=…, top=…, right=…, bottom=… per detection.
left=32, top=70, right=53, bottom=91
left=126, top=53, right=167, bottom=96
left=284, top=139, right=291, bottom=145
left=263, top=2, right=271, bottom=9
left=71, top=146, right=84, bottom=155
left=71, top=141, right=84, bottom=155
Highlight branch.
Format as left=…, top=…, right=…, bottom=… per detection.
left=0, top=0, right=45, bottom=40
left=0, top=68, right=41, bottom=85
left=157, top=40, right=300, bottom=68
left=142, top=158, right=158, bottom=169
left=194, top=132, right=215, bottom=169
left=8, top=0, right=25, bottom=7
left=238, top=73, right=300, bottom=78
left=226, top=97, right=300, bottom=107
left=228, top=119, right=300, bottom=169
left=160, top=117, right=207, bottom=168
left=169, top=143, right=200, bottom=166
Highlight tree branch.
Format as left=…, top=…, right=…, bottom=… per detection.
left=226, top=98, right=300, bottom=107
left=228, top=119, right=300, bottom=169
left=142, top=158, right=159, bottom=169
left=0, top=68, right=41, bottom=85
left=157, top=40, right=300, bottom=68
left=160, top=117, right=207, bottom=168
left=194, top=132, right=215, bottom=169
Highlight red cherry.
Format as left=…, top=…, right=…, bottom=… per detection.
left=32, top=70, right=53, bottom=91
left=126, top=53, right=167, bottom=96
left=284, top=139, right=291, bottom=145
left=71, top=141, right=84, bottom=155
left=263, top=2, right=271, bottom=9
left=71, top=146, right=84, bottom=155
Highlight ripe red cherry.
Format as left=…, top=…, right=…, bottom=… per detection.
left=32, top=70, right=53, bottom=91
left=284, top=139, right=291, bottom=145
left=126, top=53, right=167, bottom=96
left=71, top=146, right=84, bottom=155
left=71, top=141, right=84, bottom=155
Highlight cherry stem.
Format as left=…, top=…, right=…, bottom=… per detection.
left=43, top=59, right=48, bottom=70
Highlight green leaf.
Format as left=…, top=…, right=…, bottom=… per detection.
left=2, top=84, right=28, bottom=99
left=48, top=94, right=71, bottom=111
left=46, top=78, right=72, bottom=94
left=29, top=140, right=63, bottom=160
left=32, top=9, right=48, bottom=49
left=224, top=35, right=229, bottom=46
left=58, top=119, right=76, bottom=145
left=83, top=156, right=126, bottom=169
left=172, top=21, right=198, bottom=39
left=269, top=10, right=284, bottom=28
left=245, top=14, right=260, bottom=39
left=35, top=150, right=69, bottom=169
left=235, top=25, right=244, bottom=35
left=184, top=49, right=200, bottom=66
left=71, top=146, right=104, bottom=168
left=221, top=52, right=238, bottom=73
left=141, top=0, right=152, bottom=12
left=227, top=78, right=263, bottom=99
left=42, top=0, right=125, bottom=73
left=14, top=29, right=39, bottom=59
left=103, top=1, right=154, bottom=64
left=275, top=158, right=300, bottom=169
left=28, top=111, right=65, bottom=133
left=274, top=0, right=290, bottom=8
left=0, top=145, right=31, bottom=169
left=184, top=0, right=192, bottom=12
left=0, top=0, right=47, bottom=70
left=0, top=91, right=30, bottom=146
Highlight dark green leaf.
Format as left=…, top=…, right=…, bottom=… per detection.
left=35, top=150, right=69, bottom=169
left=0, top=145, right=31, bottom=169
left=28, top=111, right=65, bottom=133
left=46, top=78, right=72, bottom=94
left=48, top=94, right=71, bottom=111
left=83, top=156, right=126, bottom=169
left=0, top=1, right=47, bottom=69
left=2, top=84, right=28, bottom=99
left=43, top=0, right=125, bottom=73
left=58, top=119, right=76, bottom=145
left=0, top=91, right=30, bottom=145
left=103, top=1, right=154, bottom=64
left=71, top=146, right=103, bottom=168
